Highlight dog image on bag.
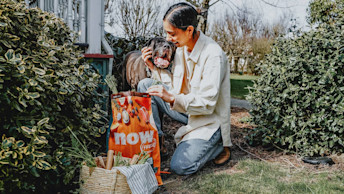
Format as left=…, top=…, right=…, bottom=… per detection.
left=123, top=37, right=176, bottom=90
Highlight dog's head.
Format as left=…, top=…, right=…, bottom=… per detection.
left=145, top=37, right=176, bottom=69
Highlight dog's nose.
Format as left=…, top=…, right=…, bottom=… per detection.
left=164, top=44, right=170, bottom=49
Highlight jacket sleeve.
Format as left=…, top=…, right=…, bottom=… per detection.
left=171, top=55, right=225, bottom=115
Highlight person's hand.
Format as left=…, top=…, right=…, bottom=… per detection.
left=141, top=47, right=154, bottom=71
left=147, top=85, right=175, bottom=104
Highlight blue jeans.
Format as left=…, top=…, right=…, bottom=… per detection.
left=137, top=78, right=223, bottom=175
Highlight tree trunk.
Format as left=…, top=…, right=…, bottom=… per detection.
left=186, top=0, right=210, bottom=33
left=199, top=0, right=210, bottom=33
left=234, top=56, right=239, bottom=73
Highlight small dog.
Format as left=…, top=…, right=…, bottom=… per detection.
left=123, top=37, right=176, bottom=90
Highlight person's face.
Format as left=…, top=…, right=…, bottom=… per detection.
left=163, top=20, right=194, bottom=47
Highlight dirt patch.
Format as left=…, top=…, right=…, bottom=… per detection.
left=155, top=107, right=344, bottom=193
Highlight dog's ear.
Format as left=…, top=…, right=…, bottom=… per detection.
left=144, top=38, right=155, bottom=49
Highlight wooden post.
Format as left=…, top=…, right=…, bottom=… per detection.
left=73, top=1, right=79, bottom=33
left=38, top=0, right=44, bottom=10
left=54, top=0, right=58, bottom=16
left=80, top=0, right=86, bottom=43
left=86, top=0, right=102, bottom=53
left=67, top=0, right=73, bottom=30
left=25, top=0, right=30, bottom=8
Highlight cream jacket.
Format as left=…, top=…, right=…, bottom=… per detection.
left=151, top=32, right=232, bottom=147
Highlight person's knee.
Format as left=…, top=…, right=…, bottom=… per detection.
left=170, top=159, right=198, bottom=175
left=137, top=78, right=152, bottom=92
left=170, top=160, right=186, bottom=175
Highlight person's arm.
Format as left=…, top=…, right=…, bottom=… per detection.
left=171, top=55, right=225, bottom=115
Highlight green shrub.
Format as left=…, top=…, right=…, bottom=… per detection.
left=0, top=1, right=107, bottom=192
left=246, top=13, right=344, bottom=156
left=307, top=0, right=344, bottom=25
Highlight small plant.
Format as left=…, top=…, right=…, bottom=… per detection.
left=64, top=127, right=96, bottom=168
left=105, top=74, right=119, bottom=94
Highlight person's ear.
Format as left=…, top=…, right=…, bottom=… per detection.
left=186, top=26, right=194, bottom=38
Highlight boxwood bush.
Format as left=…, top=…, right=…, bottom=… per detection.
left=0, top=0, right=107, bottom=192
left=247, top=7, right=344, bottom=156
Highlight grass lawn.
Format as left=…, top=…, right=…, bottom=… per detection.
left=181, top=159, right=344, bottom=194
left=231, top=74, right=259, bottom=100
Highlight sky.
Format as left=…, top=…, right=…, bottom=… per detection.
left=104, top=0, right=311, bottom=36
left=207, top=0, right=311, bottom=29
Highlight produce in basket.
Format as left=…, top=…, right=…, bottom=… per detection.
left=95, top=151, right=150, bottom=169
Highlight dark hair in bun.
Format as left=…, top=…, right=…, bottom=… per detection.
left=163, top=2, right=198, bottom=37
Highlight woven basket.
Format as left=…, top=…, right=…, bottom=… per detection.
left=80, top=159, right=131, bottom=194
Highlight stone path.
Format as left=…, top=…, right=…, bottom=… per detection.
left=231, top=98, right=252, bottom=110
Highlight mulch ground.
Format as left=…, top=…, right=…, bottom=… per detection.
left=155, top=107, right=344, bottom=193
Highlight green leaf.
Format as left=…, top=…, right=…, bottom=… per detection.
left=21, top=126, right=36, bottom=134
left=58, top=88, right=68, bottom=95
left=33, top=151, right=46, bottom=158
left=23, top=146, right=35, bottom=155
left=1, top=40, right=12, bottom=48
left=0, top=57, right=6, bottom=62
left=18, top=96, right=28, bottom=107
left=12, top=151, right=18, bottom=159
left=36, top=160, right=52, bottom=170
left=16, top=140, right=25, bottom=148
left=2, top=139, right=13, bottom=149
left=0, top=160, right=10, bottom=165
left=48, top=50, right=55, bottom=56
left=46, top=69, right=54, bottom=75
left=13, top=101, right=23, bottom=112
left=17, top=65, right=25, bottom=74
left=28, top=79, right=38, bottom=86
left=37, top=117, right=49, bottom=126
left=32, top=67, right=46, bottom=75
left=99, top=127, right=106, bottom=134
left=44, top=124, right=56, bottom=130
left=26, top=92, right=40, bottom=99
left=0, top=22, right=7, bottom=27
left=14, top=12, right=25, bottom=16
left=29, top=166, right=40, bottom=177
left=4, top=49, right=14, bottom=61
left=33, top=136, right=48, bottom=144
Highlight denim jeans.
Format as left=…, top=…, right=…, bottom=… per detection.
left=137, top=78, right=223, bottom=175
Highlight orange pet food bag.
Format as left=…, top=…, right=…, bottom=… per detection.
left=108, top=92, right=162, bottom=185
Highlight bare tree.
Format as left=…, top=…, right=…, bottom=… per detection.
left=105, top=0, right=296, bottom=38
left=186, top=0, right=297, bottom=36
left=105, top=0, right=161, bottom=39
left=210, top=4, right=291, bottom=74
